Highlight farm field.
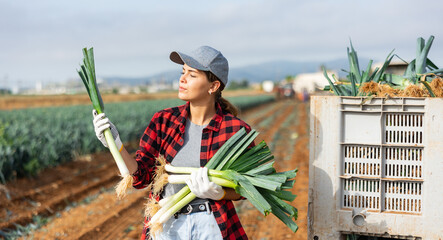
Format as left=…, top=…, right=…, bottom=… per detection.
left=0, top=89, right=263, bottom=110
left=0, top=94, right=275, bottom=184
left=0, top=98, right=310, bottom=240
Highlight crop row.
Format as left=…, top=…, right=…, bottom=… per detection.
left=0, top=95, right=275, bottom=182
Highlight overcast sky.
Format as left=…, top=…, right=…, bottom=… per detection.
left=1, top=0, right=442, bottom=87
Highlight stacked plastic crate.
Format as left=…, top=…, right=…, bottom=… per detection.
left=308, top=96, right=442, bottom=240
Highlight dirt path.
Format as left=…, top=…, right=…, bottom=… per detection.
left=237, top=100, right=309, bottom=240
left=1, top=99, right=310, bottom=240
left=0, top=154, right=119, bottom=230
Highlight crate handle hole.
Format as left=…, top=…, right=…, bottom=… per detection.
left=352, top=213, right=366, bottom=227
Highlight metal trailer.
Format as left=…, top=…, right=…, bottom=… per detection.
left=308, top=96, right=443, bottom=240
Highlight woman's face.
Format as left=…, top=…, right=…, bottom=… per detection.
left=178, top=64, right=218, bottom=102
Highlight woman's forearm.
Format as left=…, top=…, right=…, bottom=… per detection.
left=120, top=146, right=138, bottom=174
left=223, top=188, right=242, bottom=201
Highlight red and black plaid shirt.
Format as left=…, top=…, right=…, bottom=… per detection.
left=132, top=101, right=251, bottom=240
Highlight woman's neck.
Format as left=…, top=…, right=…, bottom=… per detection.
left=189, top=99, right=216, bottom=126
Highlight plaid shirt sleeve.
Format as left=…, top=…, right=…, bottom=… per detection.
left=132, top=112, right=162, bottom=189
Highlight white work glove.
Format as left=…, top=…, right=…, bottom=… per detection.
left=186, top=167, right=226, bottom=201
left=92, top=110, right=123, bottom=150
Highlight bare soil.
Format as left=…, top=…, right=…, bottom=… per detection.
left=0, top=98, right=310, bottom=240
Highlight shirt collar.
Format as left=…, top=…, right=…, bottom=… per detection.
left=178, top=101, right=223, bottom=133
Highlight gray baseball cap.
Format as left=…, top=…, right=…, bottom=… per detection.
left=170, top=46, right=229, bottom=86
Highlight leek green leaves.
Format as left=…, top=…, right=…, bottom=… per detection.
left=323, top=36, right=442, bottom=97
left=78, top=47, right=104, bottom=113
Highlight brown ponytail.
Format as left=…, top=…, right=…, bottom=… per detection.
left=205, top=71, right=239, bottom=117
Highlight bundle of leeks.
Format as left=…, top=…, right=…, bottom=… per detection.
left=146, top=128, right=298, bottom=236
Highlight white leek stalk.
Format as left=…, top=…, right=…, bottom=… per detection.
left=77, top=47, right=133, bottom=199
left=167, top=174, right=237, bottom=189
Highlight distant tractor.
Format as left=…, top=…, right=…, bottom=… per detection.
left=277, top=83, right=295, bottom=99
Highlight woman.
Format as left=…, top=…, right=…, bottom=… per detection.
left=92, top=46, right=252, bottom=240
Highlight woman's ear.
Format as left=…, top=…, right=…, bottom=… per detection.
left=210, top=80, right=221, bottom=93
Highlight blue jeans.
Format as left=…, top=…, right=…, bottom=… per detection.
left=153, top=211, right=223, bottom=240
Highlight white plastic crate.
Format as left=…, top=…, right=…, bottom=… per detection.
left=308, top=96, right=443, bottom=240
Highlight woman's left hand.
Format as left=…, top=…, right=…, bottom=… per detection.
left=186, top=167, right=226, bottom=200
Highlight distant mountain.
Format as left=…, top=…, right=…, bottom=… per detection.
left=103, top=58, right=371, bottom=86
left=228, top=58, right=356, bottom=82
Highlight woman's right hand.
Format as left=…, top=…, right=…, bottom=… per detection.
left=186, top=167, right=226, bottom=201
left=92, top=110, right=122, bottom=150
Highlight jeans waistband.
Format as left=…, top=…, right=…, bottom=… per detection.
left=174, top=201, right=211, bottom=218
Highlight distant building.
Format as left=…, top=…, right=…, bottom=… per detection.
left=262, top=81, right=275, bottom=93
left=292, top=70, right=337, bottom=94
left=372, top=60, right=408, bottom=76
left=147, top=81, right=177, bottom=93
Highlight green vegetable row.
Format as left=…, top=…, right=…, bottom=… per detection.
left=0, top=95, right=275, bottom=183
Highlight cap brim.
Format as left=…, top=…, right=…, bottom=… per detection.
left=169, top=51, right=209, bottom=71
